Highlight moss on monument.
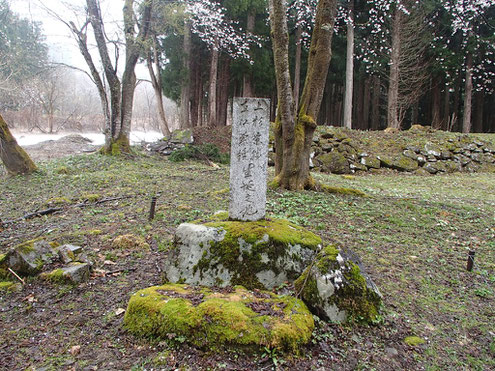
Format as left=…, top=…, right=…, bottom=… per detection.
left=189, top=218, right=321, bottom=289
left=124, top=284, right=314, bottom=353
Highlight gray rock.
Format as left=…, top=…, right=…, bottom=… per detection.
left=6, top=240, right=56, bottom=275
left=454, top=154, right=471, bottom=166
left=464, top=162, right=480, bottom=173
left=471, top=152, right=482, bottom=163
left=406, top=145, right=421, bottom=153
left=360, top=156, right=381, bottom=169
left=43, top=263, right=91, bottom=284
left=416, top=155, right=427, bottom=165
left=440, top=151, right=452, bottom=160
left=350, top=162, right=367, bottom=172
left=165, top=220, right=320, bottom=290
left=377, top=155, right=394, bottom=168
left=295, top=246, right=382, bottom=323
left=321, top=142, right=334, bottom=152
left=169, top=129, right=193, bottom=144
left=463, top=143, right=477, bottom=151
left=423, top=163, right=439, bottom=174
left=403, top=150, right=418, bottom=160
left=316, top=151, right=350, bottom=174
left=61, top=263, right=91, bottom=284
left=385, top=347, right=399, bottom=358
left=391, top=156, right=419, bottom=172
left=424, top=142, right=442, bottom=158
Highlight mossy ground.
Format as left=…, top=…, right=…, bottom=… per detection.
left=0, top=145, right=494, bottom=370
left=124, top=284, right=314, bottom=353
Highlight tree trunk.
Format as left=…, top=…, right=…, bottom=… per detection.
left=473, top=90, right=484, bottom=133
left=362, top=76, right=371, bottom=130
left=387, top=7, right=401, bottom=129
left=216, top=56, right=230, bottom=126
left=208, top=41, right=219, bottom=127
left=147, top=37, right=171, bottom=137
left=86, top=0, right=151, bottom=154
left=293, top=26, right=302, bottom=112
left=431, top=77, right=441, bottom=129
left=180, top=21, right=191, bottom=129
left=0, top=114, right=37, bottom=175
left=343, top=0, right=354, bottom=129
left=442, top=82, right=450, bottom=130
left=462, top=52, right=473, bottom=133
left=270, top=0, right=338, bottom=190
left=243, top=11, right=256, bottom=97
left=371, top=74, right=380, bottom=130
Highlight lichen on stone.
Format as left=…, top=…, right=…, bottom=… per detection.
left=123, top=284, right=314, bottom=353
left=295, top=245, right=382, bottom=324
left=165, top=218, right=321, bottom=290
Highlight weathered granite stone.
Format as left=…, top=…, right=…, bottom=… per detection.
left=295, top=246, right=382, bottom=323
left=423, top=163, right=439, bottom=174
left=377, top=155, right=394, bottom=168
left=360, top=156, right=381, bottom=169
left=169, top=129, right=193, bottom=144
left=391, top=155, right=419, bottom=172
left=5, top=240, right=56, bottom=275
left=42, top=262, right=91, bottom=284
left=317, top=151, right=350, bottom=174
left=165, top=218, right=321, bottom=290
left=424, top=142, right=442, bottom=158
left=350, top=162, right=367, bottom=172
left=229, top=98, right=270, bottom=221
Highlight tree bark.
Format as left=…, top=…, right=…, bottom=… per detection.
left=343, top=0, right=354, bottom=129
left=0, top=114, right=37, bottom=175
left=270, top=0, right=338, bottom=190
left=462, top=52, right=473, bottom=133
left=180, top=21, right=191, bottom=129
left=431, top=77, right=441, bottom=129
left=371, top=74, right=380, bottom=130
left=387, top=6, right=401, bottom=129
left=216, top=56, right=230, bottom=126
left=243, top=11, right=255, bottom=97
left=363, top=76, right=371, bottom=130
left=442, top=82, right=450, bottom=130
left=473, top=90, right=484, bottom=133
left=293, top=26, right=302, bottom=112
left=208, top=41, right=219, bottom=127
left=147, top=36, right=171, bottom=137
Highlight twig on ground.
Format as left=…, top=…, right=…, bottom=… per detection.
left=7, top=268, right=25, bottom=285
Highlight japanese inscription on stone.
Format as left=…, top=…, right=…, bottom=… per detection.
left=229, top=97, right=270, bottom=221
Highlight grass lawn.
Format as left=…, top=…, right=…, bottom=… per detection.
left=1, top=151, right=494, bottom=370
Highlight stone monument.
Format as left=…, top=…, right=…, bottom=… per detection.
left=229, top=97, right=270, bottom=221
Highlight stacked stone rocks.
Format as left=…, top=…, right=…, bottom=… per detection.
left=269, top=129, right=495, bottom=175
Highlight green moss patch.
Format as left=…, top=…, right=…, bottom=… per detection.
left=112, top=234, right=150, bottom=250
left=124, top=284, right=314, bottom=353
left=295, top=245, right=382, bottom=324
left=404, top=336, right=426, bottom=346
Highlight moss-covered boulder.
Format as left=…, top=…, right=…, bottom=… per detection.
left=316, top=151, right=350, bottom=174
left=165, top=218, right=321, bottom=289
left=295, top=245, right=382, bottom=323
left=391, top=155, right=419, bottom=172
left=41, top=262, right=91, bottom=284
left=4, top=239, right=57, bottom=276
left=169, top=129, right=193, bottom=144
left=124, top=284, right=314, bottom=352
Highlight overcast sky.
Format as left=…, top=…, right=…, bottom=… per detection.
left=9, top=0, right=144, bottom=75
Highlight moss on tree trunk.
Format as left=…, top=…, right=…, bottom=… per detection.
left=0, top=114, right=37, bottom=175
left=269, top=0, right=337, bottom=190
